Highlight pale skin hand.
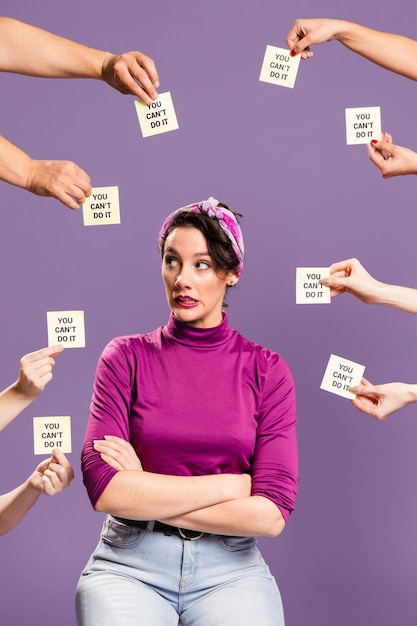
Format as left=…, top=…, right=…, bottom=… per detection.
left=29, top=448, right=74, bottom=495
left=286, top=18, right=344, bottom=59
left=285, top=18, right=417, bottom=80
left=0, top=344, right=64, bottom=432
left=0, top=448, right=74, bottom=535
left=0, top=135, right=92, bottom=210
left=26, top=159, right=92, bottom=210
left=94, top=435, right=143, bottom=471
left=96, top=436, right=284, bottom=537
left=350, top=378, right=417, bottom=420
left=101, top=52, right=159, bottom=103
left=320, top=258, right=417, bottom=314
left=319, top=258, right=383, bottom=303
left=366, top=132, right=417, bottom=178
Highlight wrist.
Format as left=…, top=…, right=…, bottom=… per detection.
left=332, top=20, right=356, bottom=43
left=11, top=379, right=41, bottom=402
left=405, top=384, right=417, bottom=405
left=367, top=281, right=394, bottom=306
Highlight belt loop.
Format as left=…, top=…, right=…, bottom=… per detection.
left=146, top=521, right=155, bottom=532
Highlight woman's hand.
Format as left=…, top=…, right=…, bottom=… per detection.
left=94, top=435, right=143, bottom=471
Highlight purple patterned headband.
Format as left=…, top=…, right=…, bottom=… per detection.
left=158, top=197, right=244, bottom=276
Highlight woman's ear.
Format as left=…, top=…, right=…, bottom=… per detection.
left=227, top=273, right=240, bottom=287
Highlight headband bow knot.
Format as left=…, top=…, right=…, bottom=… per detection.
left=159, top=197, right=244, bottom=276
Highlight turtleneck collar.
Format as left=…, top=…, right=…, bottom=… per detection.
left=163, top=311, right=234, bottom=347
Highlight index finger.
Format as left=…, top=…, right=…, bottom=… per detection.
left=328, top=259, right=353, bottom=274
left=285, top=22, right=301, bottom=50
left=50, top=448, right=73, bottom=470
left=137, top=53, right=159, bottom=88
left=22, top=344, right=64, bottom=363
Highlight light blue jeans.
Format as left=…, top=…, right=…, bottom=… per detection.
left=76, top=515, right=285, bottom=626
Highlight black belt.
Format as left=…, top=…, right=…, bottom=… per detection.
left=114, top=517, right=205, bottom=541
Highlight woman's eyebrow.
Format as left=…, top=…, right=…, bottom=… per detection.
left=164, top=246, right=210, bottom=258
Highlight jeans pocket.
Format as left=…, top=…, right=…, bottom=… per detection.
left=101, top=516, right=146, bottom=548
left=216, top=535, right=256, bottom=552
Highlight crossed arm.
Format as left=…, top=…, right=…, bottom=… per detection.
left=94, top=436, right=285, bottom=537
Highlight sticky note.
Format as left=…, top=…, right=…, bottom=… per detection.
left=296, top=267, right=331, bottom=304
left=259, top=45, right=301, bottom=88
left=135, top=91, right=179, bottom=137
left=345, top=106, right=381, bottom=145
left=47, top=310, right=85, bottom=348
left=33, top=416, right=72, bottom=455
left=82, top=186, right=120, bottom=226
left=320, top=354, right=365, bottom=399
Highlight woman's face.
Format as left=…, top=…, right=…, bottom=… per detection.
left=161, top=226, right=238, bottom=328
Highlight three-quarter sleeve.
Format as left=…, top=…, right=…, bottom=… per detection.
left=81, top=338, right=134, bottom=507
left=250, top=352, right=298, bottom=522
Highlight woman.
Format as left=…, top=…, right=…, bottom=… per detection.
left=76, top=197, right=298, bottom=626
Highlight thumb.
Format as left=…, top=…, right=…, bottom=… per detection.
left=350, top=383, right=379, bottom=396
left=319, top=275, right=349, bottom=289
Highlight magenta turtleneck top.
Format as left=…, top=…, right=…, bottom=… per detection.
left=81, top=313, right=298, bottom=522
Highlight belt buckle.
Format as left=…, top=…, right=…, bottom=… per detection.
left=178, top=527, right=204, bottom=541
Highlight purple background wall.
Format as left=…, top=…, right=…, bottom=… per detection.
left=1, top=1, right=417, bottom=624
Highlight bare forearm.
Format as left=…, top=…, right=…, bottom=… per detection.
left=0, top=481, right=40, bottom=535
left=95, top=471, right=250, bottom=520
left=0, top=383, right=36, bottom=432
left=161, top=496, right=285, bottom=538
left=335, top=20, right=417, bottom=80
left=370, top=282, right=417, bottom=314
left=0, top=135, right=35, bottom=189
left=0, top=17, right=105, bottom=78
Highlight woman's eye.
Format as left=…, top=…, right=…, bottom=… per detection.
left=196, top=261, right=210, bottom=270
left=165, top=256, right=179, bottom=267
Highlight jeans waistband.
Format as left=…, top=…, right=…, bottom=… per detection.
left=113, top=517, right=205, bottom=541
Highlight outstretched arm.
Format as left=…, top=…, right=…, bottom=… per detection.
left=0, top=449, right=74, bottom=535
left=0, top=17, right=159, bottom=103
left=286, top=18, right=417, bottom=80
left=320, top=258, right=417, bottom=314
left=0, top=135, right=92, bottom=209
left=350, top=378, right=417, bottom=420
left=0, top=345, right=64, bottom=432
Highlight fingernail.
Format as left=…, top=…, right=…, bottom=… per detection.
left=154, top=80, right=160, bottom=89
left=371, top=140, right=378, bottom=144
left=349, top=386, right=358, bottom=393
left=290, top=49, right=297, bottom=57
left=319, top=277, right=329, bottom=285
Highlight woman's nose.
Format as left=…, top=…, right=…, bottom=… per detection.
left=174, top=267, right=192, bottom=288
